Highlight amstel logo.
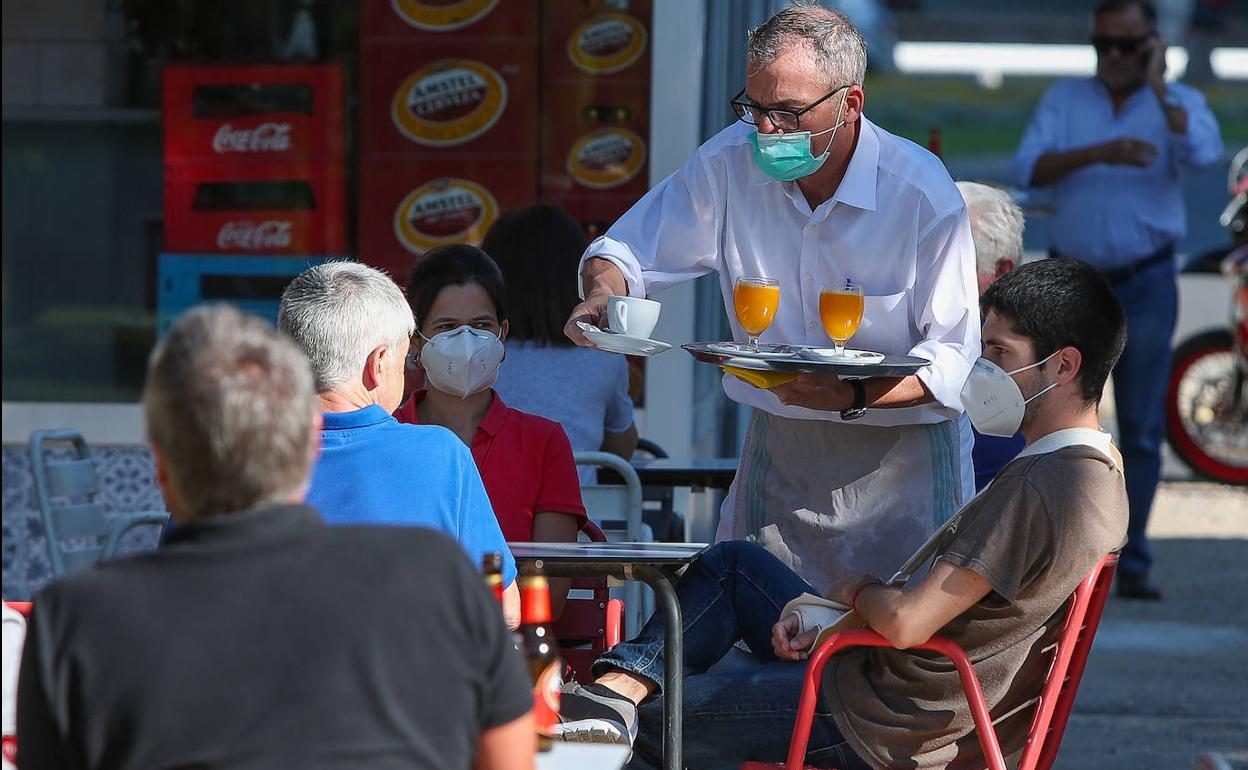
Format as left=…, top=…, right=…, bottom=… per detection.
left=393, top=178, right=499, bottom=254
left=567, top=128, right=646, bottom=189
left=568, top=13, right=647, bottom=75
left=391, top=59, right=507, bottom=147
left=390, top=0, right=499, bottom=32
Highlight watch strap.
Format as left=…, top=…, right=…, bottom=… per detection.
left=840, top=378, right=868, bottom=421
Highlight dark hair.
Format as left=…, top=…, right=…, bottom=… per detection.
left=405, top=244, right=508, bottom=332
left=481, top=205, right=587, bottom=347
left=980, top=258, right=1126, bottom=405
left=1094, top=0, right=1157, bottom=25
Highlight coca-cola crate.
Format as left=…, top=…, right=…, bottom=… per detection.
left=541, top=83, right=649, bottom=197
left=359, top=39, right=537, bottom=157
left=544, top=0, right=652, bottom=82
left=358, top=156, right=536, bottom=278
left=164, top=160, right=346, bottom=255
left=163, top=64, right=345, bottom=163
left=362, top=0, right=537, bottom=40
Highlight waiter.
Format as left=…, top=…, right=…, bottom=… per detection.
left=564, top=3, right=979, bottom=593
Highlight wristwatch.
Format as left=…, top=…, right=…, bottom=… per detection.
left=840, top=378, right=868, bottom=422
left=1160, top=91, right=1182, bottom=110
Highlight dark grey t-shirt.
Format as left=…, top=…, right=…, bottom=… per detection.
left=18, top=504, right=532, bottom=770
left=826, top=446, right=1128, bottom=770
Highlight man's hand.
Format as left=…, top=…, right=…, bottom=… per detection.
left=772, top=612, right=818, bottom=661
left=564, top=257, right=628, bottom=347
left=564, top=293, right=611, bottom=347
left=1144, top=37, right=1167, bottom=86
left=770, top=372, right=853, bottom=411
left=1099, top=137, right=1159, bottom=167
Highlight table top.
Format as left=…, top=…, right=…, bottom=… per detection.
left=684, top=341, right=930, bottom=377
left=627, top=457, right=739, bottom=489
left=536, top=742, right=631, bottom=770
left=510, top=541, right=708, bottom=565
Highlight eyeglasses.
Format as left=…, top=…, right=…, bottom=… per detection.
left=1090, top=34, right=1150, bottom=55
left=730, top=85, right=848, bottom=132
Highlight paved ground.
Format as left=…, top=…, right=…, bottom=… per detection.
left=1055, top=481, right=1248, bottom=770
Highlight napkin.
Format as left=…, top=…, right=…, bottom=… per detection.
left=721, top=365, right=797, bottom=389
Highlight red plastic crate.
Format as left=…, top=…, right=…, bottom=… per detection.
left=543, top=0, right=652, bottom=81
left=163, top=64, right=345, bottom=164
left=541, top=83, right=649, bottom=197
left=164, top=160, right=346, bottom=255
left=361, top=0, right=538, bottom=40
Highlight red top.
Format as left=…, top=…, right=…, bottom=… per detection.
left=396, top=391, right=586, bottom=542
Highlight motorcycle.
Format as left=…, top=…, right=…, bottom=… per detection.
left=1165, top=147, right=1248, bottom=485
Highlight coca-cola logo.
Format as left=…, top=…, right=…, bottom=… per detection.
left=217, top=220, right=294, bottom=250
left=212, top=122, right=294, bottom=153
left=568, top=13, right=647, bottom=74
left=567, top=128, right=646, bottom=189
left=394, top=178, right=498, bottom=254
left=391, top=59, right=507, bottom=147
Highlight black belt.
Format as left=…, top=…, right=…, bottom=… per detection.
left=1049, top=244, right=1176, bottom=285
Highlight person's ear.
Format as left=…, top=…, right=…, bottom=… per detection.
left=994, top=258, right=1016, bottom=281
left=843, top=85, right=865, bottom=124
left=1053, top=346, right=1083, bottom=388
left=363, top=344, right=387, bottom=390
left=499, top=319, right=509, bottom=342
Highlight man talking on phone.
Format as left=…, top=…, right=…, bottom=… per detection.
left=1011, top=0, right=1222, bottom=601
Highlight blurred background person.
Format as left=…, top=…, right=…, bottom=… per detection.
left=1011, top=0, right=1224, bottom=600
left=18, top=305, right=535, bottom=770
left=957, top=180, right=1026, bottom=491
left=400, top=245, right=586, bottom=618
left=484, top=205, right=639, bottom=483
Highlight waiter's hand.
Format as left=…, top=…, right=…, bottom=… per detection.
left=771, top=372, right=853, bottom=411
left=772, top=612, right=817, bottom=661
left=564, top=257, right=628, bottom=347
left=564, top=293, right=611, bottom=347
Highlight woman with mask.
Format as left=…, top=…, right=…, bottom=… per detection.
left=399, top=244, right=586, bottom=618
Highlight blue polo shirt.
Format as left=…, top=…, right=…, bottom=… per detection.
left=306, top=405, right=517, bottom=585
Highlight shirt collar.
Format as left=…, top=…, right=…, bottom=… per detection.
left=164, top=503, right=322, bottom=548
left=321, top=404, right=393, bottom=430
left=829, top=116, right=879, bottom=212
left=403, top=390, right=509, bottom=438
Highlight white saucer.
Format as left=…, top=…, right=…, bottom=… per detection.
left=707, top=342, right=797, bottom=360
left=578, top=322, right=672, bottom=356
left=799, top=348, right=886, bottom=364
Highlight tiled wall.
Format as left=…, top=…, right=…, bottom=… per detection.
left=2, top=445, right=165, bottom=600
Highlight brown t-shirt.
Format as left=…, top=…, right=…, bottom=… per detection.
left=825, top=445, right=1128, bottom=770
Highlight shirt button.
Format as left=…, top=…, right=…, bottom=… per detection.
left=804, top=273, right=813, bottom=281
left=809, top=321, right=818, bottom=329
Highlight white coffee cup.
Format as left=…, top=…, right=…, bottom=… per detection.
left=606, top=295, right=661, bottom=339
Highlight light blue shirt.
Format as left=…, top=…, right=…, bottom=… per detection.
left=1012, top=77, right=1223, bottom=269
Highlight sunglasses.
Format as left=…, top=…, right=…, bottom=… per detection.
left=1090, top=34, right=1151, bottom=55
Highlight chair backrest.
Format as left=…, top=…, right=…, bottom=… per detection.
left=1020, top=552, right=1119, bottom=770
left=28, top=430, right=110, bottom=577
left=555, top=519, right=625, bottom=684
left=573, top=451, right=645, bottom=541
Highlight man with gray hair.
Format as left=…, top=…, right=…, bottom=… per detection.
left=17, top=305, right=536, bottom=770
left=956, top=180, right=1028, bottom=490
left=278, top=261, right=520, bottom=626
left=565, top=2, right=980, bottom=596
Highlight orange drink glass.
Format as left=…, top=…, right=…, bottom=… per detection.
left=733, top=277, right=780, bottom=352
left=819, top=282, right=864, bottom=357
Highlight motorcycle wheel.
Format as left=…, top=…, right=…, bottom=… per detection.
left=1166, top=330, right=1248, bottom=484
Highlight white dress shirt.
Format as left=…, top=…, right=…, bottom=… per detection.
left=1011, top=78, right=1224, bottom=268
left=581, top=117, right=980, bottom=427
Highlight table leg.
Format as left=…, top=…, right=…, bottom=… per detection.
left=634, top=565, right=681, bottom=770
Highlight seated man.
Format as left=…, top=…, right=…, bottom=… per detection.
left=557, top=259, right=1129, bottom=770
left=278, top=261, right=520, bottom=626
left=17, top=305, right=534, bottom=770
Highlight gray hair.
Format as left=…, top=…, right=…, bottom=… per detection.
left=747, top=2, right=868, bottom=87
left=277, top=261, right=415, bottom=392
left=144, top=304, right=317, bottom=521
left=957, top=181, right=1025, bottom=276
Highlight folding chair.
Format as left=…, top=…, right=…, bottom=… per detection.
left=29, top=430, right=170, bottom=578
left=574, top=451, right=651, bottom=633
left=553, top=519, right=625, bottom=684
left=742, top=553, right=1119, bottom=770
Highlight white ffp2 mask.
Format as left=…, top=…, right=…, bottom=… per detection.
left=959, top=352, right=1058, bottom=437
left=418, top=326, right=504, bottom=399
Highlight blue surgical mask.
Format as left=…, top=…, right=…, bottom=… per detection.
left=748, top=89, right=849, bottom=182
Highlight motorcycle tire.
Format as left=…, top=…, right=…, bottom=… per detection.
left=1166, top=329, right=1248, bottom=484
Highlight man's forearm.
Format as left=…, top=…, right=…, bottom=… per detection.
left=1029, top=146, right=1105, bottom=186
left=581, top=257, right=629, bottom=299
left=1149, top=80, right=1188, bottom=135
left=864, top=375, right=933, bottom=409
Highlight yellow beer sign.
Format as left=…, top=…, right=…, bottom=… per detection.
left=567, top=13, right=647, bottom=75
left=391, top=59, right=507, bottom=147
left=394, top=178, right=500, bottom=255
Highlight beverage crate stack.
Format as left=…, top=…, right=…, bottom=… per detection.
left=158, top=65, right=346, bottom=335
left=541, top=0, right=652, bottom=239
left=358, top=0, right=540, bottom=279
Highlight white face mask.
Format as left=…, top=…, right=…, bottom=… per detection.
left=418, top=325, right=504, bottom=399
left=959, top=351, right=1059, bottom=437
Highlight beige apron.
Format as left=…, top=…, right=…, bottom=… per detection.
left=715, top=409, right=969, bottom=595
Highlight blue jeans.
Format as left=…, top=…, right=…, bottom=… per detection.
left=1109, top=256, right=1178, bottom=576
left=594, top=541, right=873, bottom=770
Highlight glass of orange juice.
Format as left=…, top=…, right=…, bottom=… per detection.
left=819, top=280, right=864, bottom=358
left=733, top=276, right=780, bottom=352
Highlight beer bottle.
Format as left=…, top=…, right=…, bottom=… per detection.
left=482, top=552, right=504, bottom=606
left=519, top=561, right=561, bottom=751
left=927, top=126, right=943, bottom=159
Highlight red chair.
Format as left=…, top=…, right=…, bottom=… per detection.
left=553, top=519, right=624, bottom=684
left=742, top=553, right=1118, bottom=770
left=3, top=602, right=32, bottom=618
